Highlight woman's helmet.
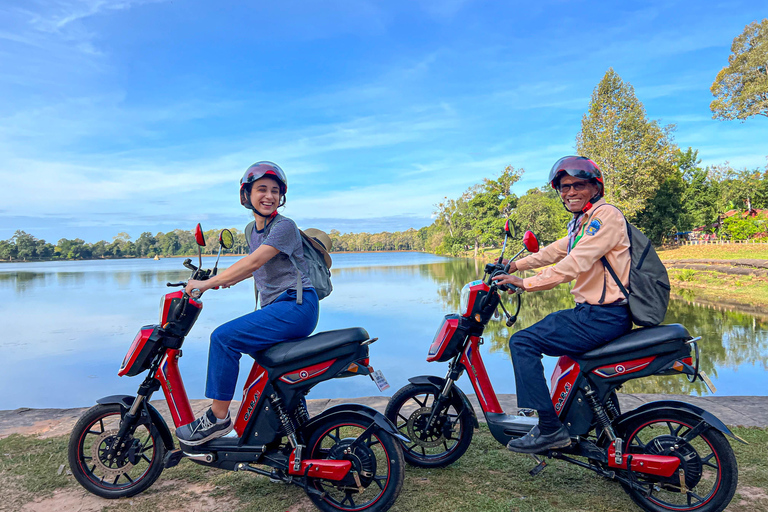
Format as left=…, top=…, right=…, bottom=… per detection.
left=240, top=161, right=288, bottom=211
left=548, top=156, right=604, bottom=197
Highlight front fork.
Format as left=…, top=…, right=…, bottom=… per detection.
left=109, top=373, right=162, bottom=461
left=424, top=362, right=462, bottom=429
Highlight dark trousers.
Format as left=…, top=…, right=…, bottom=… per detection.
left=509, top=302, right=631, bottom=433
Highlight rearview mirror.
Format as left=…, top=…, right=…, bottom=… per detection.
left=219, top=229, right=234, bottom=250
left=504, top=219, right=512, bottom=236
left=194, top=224, right=206, bottom=247
left=523, top=230, right=539, bottom=253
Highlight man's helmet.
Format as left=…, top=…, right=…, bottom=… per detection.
left=240, top=161, right=288, bottom=211
left=548, top=156, right=604, bottom=197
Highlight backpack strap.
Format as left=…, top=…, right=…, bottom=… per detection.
left=247, top=215, right=306, bottom=306
left=600, top=255, right=630, bottom=301
left=580, top=203, right=628, bottom=304
left=245, top=220, right=259, bottom=309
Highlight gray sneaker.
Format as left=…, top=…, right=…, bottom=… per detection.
left=176, top=408, right=233, bottom=446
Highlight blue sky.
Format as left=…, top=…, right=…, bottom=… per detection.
left=1, top=0, right=765, bottom=244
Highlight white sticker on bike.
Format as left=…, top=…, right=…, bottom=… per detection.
left=372, top=369, right=390, bottom=392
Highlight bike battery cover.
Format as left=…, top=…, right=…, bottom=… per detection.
left=119, top=325, right=163, bottom=377
left=428, top=314, right=471, bottom=362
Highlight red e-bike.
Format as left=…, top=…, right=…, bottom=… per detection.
left=68, top=225, right=406, bottom=512
left=385, top=222, right=742, bottom=512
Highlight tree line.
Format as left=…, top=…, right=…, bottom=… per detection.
left=3, top=20, right=766, bottom=262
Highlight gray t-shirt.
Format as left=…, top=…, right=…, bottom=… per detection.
left=249, top=215, right=314, bottom=307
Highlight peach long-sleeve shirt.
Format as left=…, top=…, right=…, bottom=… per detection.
left=515, top=199, right=630, bottom=305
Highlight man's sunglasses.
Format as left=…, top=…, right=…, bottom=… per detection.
left=557, top=182, right=590, bottom=193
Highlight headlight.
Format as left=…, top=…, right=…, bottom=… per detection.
left=459, top=283, right=471, bottom=316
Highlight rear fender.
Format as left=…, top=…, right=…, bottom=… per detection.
left=408, top=376, right=479, bottom=428
left=96, top=395, right=175, bottom=450
left=301, top=403, right=410, bottom=443
left=615, top=400, right=746, bottom=444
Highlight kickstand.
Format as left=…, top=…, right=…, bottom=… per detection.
left=529, top=454, right=547, bottom=476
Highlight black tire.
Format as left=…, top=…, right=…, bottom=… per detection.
left=384, top=383, right=473, bottom=468
left=618, top=409, right=738, bottom=512
left=305, top=413, right=405, bottom=512
left=68, top=404, right=167, bottom=499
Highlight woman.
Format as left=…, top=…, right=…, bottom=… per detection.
left=176, top=161, right=319, bottom=445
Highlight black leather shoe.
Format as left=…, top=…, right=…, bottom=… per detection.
left=506, top=425, right=571, bottom=454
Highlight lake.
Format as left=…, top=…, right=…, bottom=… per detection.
left=1, top=253, right=766, bottom=410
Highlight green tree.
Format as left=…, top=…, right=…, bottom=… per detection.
left=0, top=240, right=17, bottom=261
left=721, top=215, right=763, bottom=240
left=510, top=188, right=570, bottom=246
left=634, top=171, right=687, bottom=244
left=135, top=232, right=157, bottom=257
left=678, top=148, right=720, bottom=231
left=576, top=68, right=678, bottom=218
left=710, top=19, right=768, bottom=121
left=12, top=230, right=37, bottom=261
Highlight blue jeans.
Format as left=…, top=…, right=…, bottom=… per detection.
left=205, top=288, right=319, bottom=401
left=509, top=302, right=631, bottom=432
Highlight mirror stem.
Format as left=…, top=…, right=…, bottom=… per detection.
left=498, top=233, right=508, bottom=264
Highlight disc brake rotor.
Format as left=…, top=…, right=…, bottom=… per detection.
left=407, top=407, right=449, bottom=448
left=90, top=429, right=135, bottom=479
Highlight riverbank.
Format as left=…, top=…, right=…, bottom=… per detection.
left=1, top=395, right=767, bottom=512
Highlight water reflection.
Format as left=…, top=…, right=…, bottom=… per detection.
left=424, top=258, right=768, bottom=396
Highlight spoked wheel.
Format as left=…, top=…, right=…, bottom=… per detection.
left=306, top=414, right=404, bottom=512
left=68, top=404, right=167, bottom=498
left=618, top=410, right=738, bottom=512
left=384, top=383, right=473, bottom=468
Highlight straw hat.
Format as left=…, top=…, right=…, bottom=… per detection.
left=302, top=228, right=333, bottom=268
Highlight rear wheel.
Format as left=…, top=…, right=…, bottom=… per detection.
left=306, top=413, right=404, bottom=512
left=618, top=409, right=738, bottom=512
left=384, top=383, right=473, bottom=468
left=68, top=404, right=166, bottom=498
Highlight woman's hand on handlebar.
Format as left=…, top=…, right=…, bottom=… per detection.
left=491, top=273, right=524, bottom=293
left=186, top=279, right=210, bottom=298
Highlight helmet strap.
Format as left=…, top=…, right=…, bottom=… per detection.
left=253, top=209, right=278, bottom=219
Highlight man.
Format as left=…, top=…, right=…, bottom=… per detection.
left=492, top=155, right=632, bottom=453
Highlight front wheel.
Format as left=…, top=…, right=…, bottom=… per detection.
left=384, top=383, right=474, bottom=468
left=68, top=403, right=167, bottom=499
left=618, top=409, right=738, bottom=512
left=306, top=413, right=405, bottom=512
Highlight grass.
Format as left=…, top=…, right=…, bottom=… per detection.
left=667, top=268, right=768, bottom=308
left=657, top=244, right=768, bottom=261
left=2, top=425, right=767, bottom=512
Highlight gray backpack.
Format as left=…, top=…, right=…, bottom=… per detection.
left=246, top=216, right=333, bottom=307
left=599, top=208, right=670, bottom=326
